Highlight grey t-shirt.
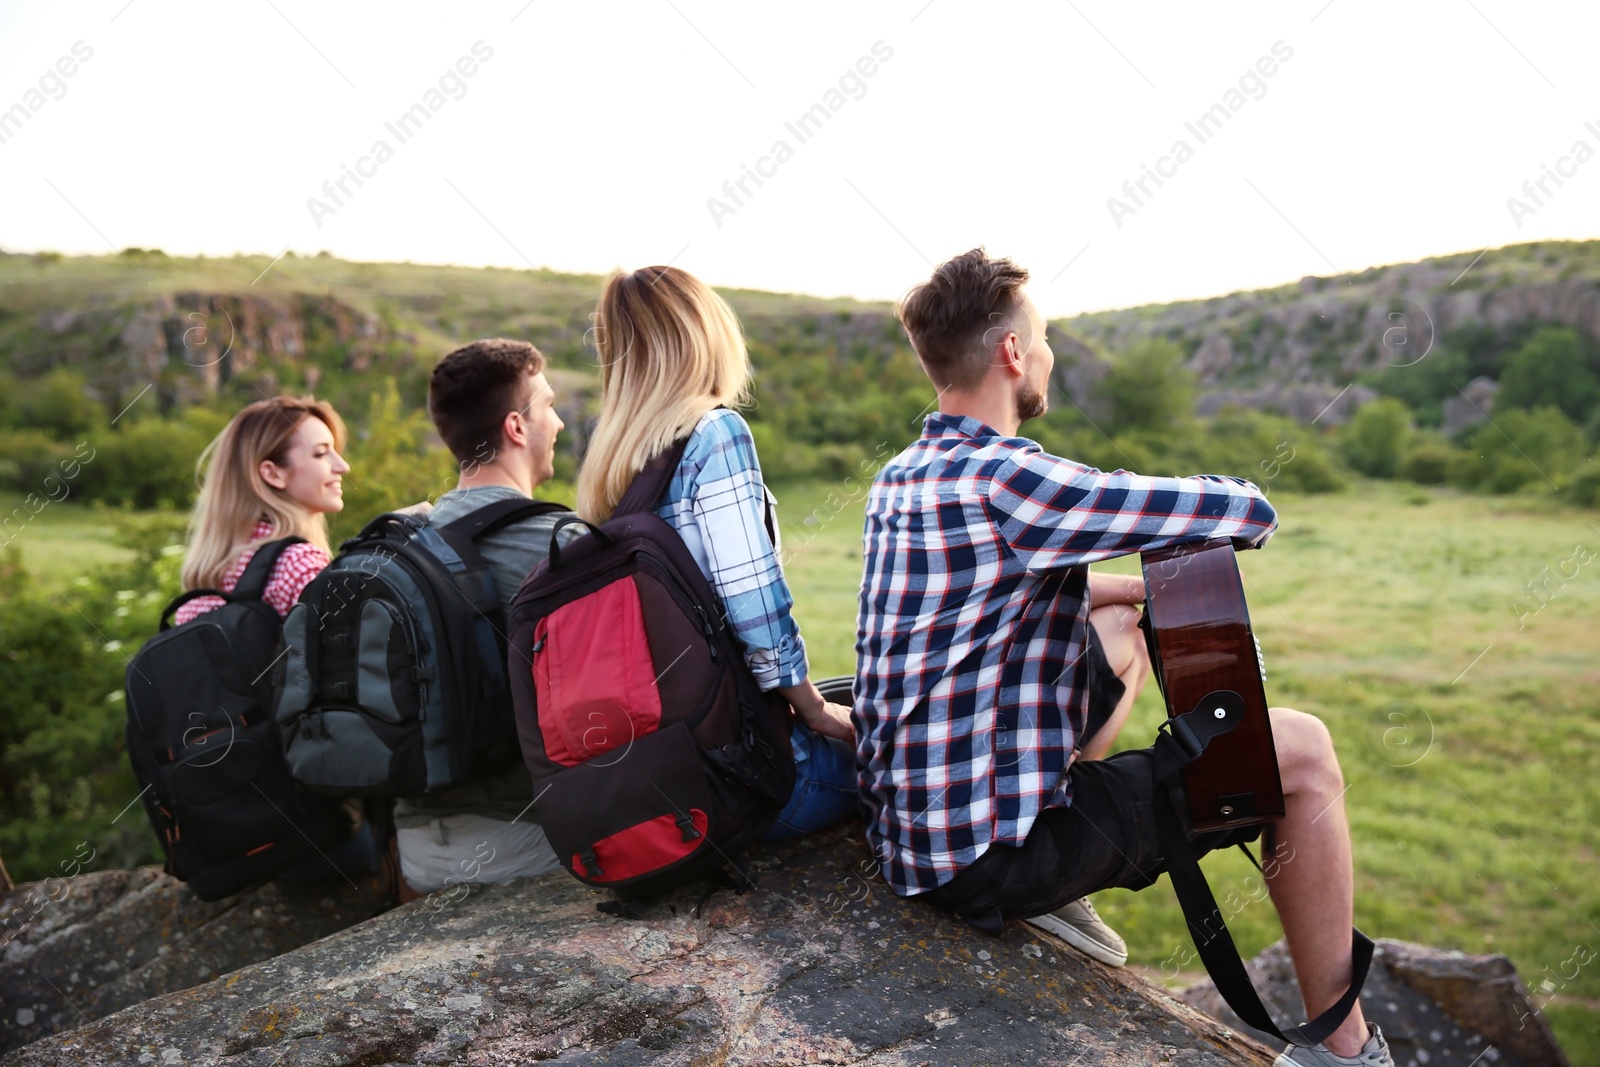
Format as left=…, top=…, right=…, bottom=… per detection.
left=392, top=485, right=582, bottom=829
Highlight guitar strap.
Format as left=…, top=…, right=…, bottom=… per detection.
left=1152, top=697, right=1375, bottom=1049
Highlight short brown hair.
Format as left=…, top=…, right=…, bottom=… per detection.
left=897, top=248, right=1030, bottom=388
left=428, top=338, right=545, bottom=464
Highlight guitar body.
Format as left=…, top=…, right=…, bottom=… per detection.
left=1140, top=540, right=1285, bottom=832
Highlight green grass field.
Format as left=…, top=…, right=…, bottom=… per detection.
left=775, top=477, right=1600, bottom=1062
left=0, top=492, right=134, bottom=581
left=10, top=478, right=1596, bottom=1059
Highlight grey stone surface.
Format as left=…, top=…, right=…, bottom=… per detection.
left=2, top=828, right=1275, bottom=1066
left=0, top=864, right=392, bottom=1055
left=1181, top=938, right=1569, bottom=1067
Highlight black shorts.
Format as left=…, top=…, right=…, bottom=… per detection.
left=1081, top=621, right=1124, bottom=748
left=923, top=746, right=1263, bottom=934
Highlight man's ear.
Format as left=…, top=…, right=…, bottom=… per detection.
left=258, top=459, right=287, bottom=490
left=502, top=409, right=527, bottom=449
left=999, top=331, right=1027, bottom=378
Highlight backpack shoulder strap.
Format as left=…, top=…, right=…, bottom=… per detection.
left=230, top=536, right=310, bottom=603
left=434, top=498, right=571, bottom=578
left=441, top=497, right=571, bottom=543
left=614, top=435, right=693, bottom=517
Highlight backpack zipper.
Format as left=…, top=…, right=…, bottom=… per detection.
left=692, top=606, right=717, bottom=661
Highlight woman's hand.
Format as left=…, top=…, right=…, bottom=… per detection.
left=779, top=680, right=856, bottom=742
left=800, top=699, right=856, bottom=743
left=392, top=499, right=434, bottom=518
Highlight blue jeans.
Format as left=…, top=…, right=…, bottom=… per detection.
left=765, top=721, right=860, bottom=841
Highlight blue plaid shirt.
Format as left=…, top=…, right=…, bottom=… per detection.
left=657, top=408, right=807, bottom=691
left=854, top=412, right=1279, bottom=896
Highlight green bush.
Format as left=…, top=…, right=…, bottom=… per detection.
left=1398, top=437, right=1462, bottom=485
left=0, top=429, right=80, bottom=494
left=1562, top=457, right=1600, bottom=509
left=75, top=411, right=225, bottom=510
left=0, top=522, right=181, bottom=881
left=1022, top=408, right=1345, bottom=495
left=2, top=368, right=105, bottom=439
left=1496, top=326, right=1600, bottom=423
left=1450, top=406, right=1588, bottom=494
left=1339, top=397, right=1413, bottom=479
left=1202, top=408, right=1346, bottom=493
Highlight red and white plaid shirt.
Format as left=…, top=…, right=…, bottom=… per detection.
left=173, top=520, right=330, bottom=625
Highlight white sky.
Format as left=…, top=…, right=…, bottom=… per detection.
left=1, top=1, right=1596, bottom=316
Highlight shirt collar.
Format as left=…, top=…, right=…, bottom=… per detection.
left=925, top=411, right=1004, bottom=441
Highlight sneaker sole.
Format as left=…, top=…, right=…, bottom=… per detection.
left=1020, top=913, right=1129, bottom=967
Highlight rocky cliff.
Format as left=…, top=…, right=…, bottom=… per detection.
left=16, top=290, right=395, bottom=413
left=4, top=242, right=1596, bottom=430
left=2, top=827, right=1571, bottom=1065
left=1182, top=938, right=1570, bottom=1067
left=2, top=829, right=1275, bottom=1066
left=1062, top=242, right=1600, bottom=400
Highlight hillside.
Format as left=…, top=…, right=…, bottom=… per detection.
left=0, top=250, right=884, bottom=422
left=1061, top=240, right=1600, bottom=428
left=3, top=240, right=1599, bottom=516
left=4, top=241, right=1598, bottom=442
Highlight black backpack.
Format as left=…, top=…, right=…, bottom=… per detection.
left=125, top=538, right=352, bottom=902
left=508, top=437, right=797, bottom=899
left=275, top=498, right=568, bottom=797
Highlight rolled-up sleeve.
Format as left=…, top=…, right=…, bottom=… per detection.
left=986, top=445, right=1279, bottom=572
left=687, top=414, right=808, bottom=690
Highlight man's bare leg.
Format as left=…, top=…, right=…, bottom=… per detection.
left=1080, top=604, right=1149, bottom=762
left=1264, top=706, right=1371, bottom=1057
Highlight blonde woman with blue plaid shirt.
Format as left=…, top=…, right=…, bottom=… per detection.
left=576, top=266, right=858, bottom=840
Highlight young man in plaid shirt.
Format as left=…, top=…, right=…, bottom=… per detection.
left=854, top=250, right=1391, bottom=1067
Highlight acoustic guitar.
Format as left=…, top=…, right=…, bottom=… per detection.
left=1139, top=539, right=1285, bottom=832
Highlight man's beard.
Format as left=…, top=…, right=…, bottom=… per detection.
left=1017, top=380, right=1048, bottom=423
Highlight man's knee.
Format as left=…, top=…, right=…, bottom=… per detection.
left=1270, top=707, right=1342, bottom=795
left=1091, top=603, right=1141, bottom=638
left=1090, top=604, right=1147, bottom=680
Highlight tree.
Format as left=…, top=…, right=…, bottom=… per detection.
left=1361, top=346, right=1470, bottom=428
left=1099, top=339, right=1196, bottom=433
left=332, top=380, right=458, bottom=543
left=1340, top=397, right=1413, bottom=479
left=1495, top=327, right=1600, bottom=423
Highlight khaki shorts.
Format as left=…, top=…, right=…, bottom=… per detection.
left=396, top=813, right=564, bottom=894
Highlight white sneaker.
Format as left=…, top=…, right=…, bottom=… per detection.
left=1021, top=897, right=1128, bottom=967
left=1273, top=1023, right=1395, bottom=1067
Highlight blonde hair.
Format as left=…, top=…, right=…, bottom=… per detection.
left=181, top=396, right=348, bottom=591
left=577, top=267, right=752, bottom=522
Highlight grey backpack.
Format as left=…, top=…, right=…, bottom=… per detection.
left=275, top=498, right=568, bottom=796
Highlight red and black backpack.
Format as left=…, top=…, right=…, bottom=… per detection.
left=507, top=436, right=796, bottom=899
